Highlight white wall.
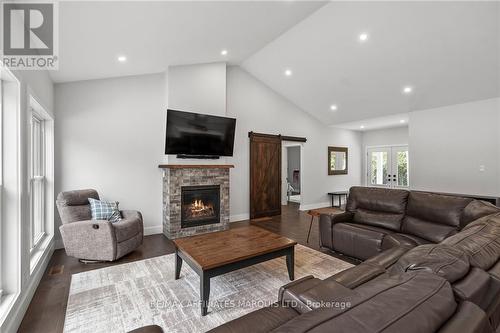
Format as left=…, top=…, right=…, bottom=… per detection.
left=166, top=62, right=227, bottom=165
left=362, top=126, right=409, bottom=148
left=226, top=66, right=362, bottom=217
left=54, top=74, right=166, bottom=237
left=361, top=126, right=409, bottom=185
left=409, top=98, right=500, bottom=196
left=168, top=62, right=226, bottom=116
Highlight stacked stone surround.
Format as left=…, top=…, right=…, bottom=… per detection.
left=162, top=166, right=230, bottom=239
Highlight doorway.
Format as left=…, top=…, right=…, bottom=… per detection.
left=282, top=144, right=302, bottom=206
left=366, top=145, right=409, bottom=188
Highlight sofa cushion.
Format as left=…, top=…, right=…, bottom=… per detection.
left=442, top=214, right=500, bottom=270
left=333, top=223, right=390, bottom=260
left=402, top=192, right=472, bottom=243
left=353, top=209, right=404, bottom=232
left=381, top=233, right=430, bottom=250
left=390, top=244, right=470, bottom=283
left=89, top=198, right=122, bottom=222
left=346, top=187, right=409, bottom=231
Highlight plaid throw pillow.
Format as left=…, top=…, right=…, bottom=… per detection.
left=88, top=198, right=122, bottom=223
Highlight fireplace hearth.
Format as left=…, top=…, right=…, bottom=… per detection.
left=181, top=185, right=220, bottom=228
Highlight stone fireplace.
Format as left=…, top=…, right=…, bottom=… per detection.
left=160, top=165, right=232, bottom=239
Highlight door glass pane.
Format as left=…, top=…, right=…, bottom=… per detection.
left=370, top=151, right=388, bottom=185
left=397, top=150, right=409, bottom=186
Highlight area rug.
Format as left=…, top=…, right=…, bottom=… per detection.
left=64, top=244, right=353, bottom=333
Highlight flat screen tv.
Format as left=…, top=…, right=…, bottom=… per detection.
left=165, top=109, right=236, bottom=158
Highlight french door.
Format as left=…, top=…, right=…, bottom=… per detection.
left=367, top=145, right=409, bottom=188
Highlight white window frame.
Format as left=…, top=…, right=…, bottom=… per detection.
left=0, top=76, right=3, bottom=301
left=29, top=111, right=46, bottom=251
left=0, top=66, right=21, bottom=324
left=365, top=144, right=410, bottom=188
left=27, top=92, right=54, bottom=275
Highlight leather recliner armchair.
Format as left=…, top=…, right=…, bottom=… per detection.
left=56, top=189, right=143, bottom=261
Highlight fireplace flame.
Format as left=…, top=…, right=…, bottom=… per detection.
left=187, top=199, right=215, bottom=218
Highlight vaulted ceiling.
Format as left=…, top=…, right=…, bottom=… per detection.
left=53, top=1, right=499, bottom=127
left=242, top=1, right=500, bottom=126
left=52, top=1, right=325, bottom=82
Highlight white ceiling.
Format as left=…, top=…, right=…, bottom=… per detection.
left=51, top=1, right=325, bottom=82
left=53, top=1, right=499, bottom=127
left=242, top=1, right=500, bottom=126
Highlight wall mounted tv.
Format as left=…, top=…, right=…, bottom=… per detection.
left=165, top=109, right=236, bottom=158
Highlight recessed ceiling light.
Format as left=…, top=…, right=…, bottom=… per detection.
left=360, top=125, right=365, bottom=129
left=221, top=49, right=228, bottom=56
left=403, top=86, right=413, bottom=94
left=117, top=56, right=127, bottom=62
left=359, top=33, right=369, bottom=42
left=284, top=69, right=292, bottom=77
left=330, top=104, right=338, bottom=111
left=400, top=119, right=406, bottom=124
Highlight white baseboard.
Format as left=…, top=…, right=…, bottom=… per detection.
left=299, top=202, right=331, bottom=211
left=144, top=225, right=163, bottom=236
left=230, top=213, right=249, bottom=222
left=1, top=238, right=55, bottom=333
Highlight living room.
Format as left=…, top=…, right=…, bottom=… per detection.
left=0, top=1, right=499, bottom=333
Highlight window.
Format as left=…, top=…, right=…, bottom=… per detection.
left=367, top=145, right=409, bottom=188
left=29, top=110, right=46, bottom=250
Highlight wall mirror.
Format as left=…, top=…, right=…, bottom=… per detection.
left=328, top=146, right=348, bottom=175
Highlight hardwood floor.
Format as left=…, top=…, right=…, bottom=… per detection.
left=18, top=203, right=355, bottom=333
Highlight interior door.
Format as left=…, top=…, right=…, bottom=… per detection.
left=367, top=146, right=409, bottom=188
left=250, top=132, right=282, bottom=219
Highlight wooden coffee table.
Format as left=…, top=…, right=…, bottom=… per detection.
left=173, top=225, right=297, bottom=316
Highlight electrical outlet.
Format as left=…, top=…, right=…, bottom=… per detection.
left=479, top=165, right=485, bottom=172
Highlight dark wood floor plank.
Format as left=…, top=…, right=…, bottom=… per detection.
left=18, top=203, right=353, bottom=333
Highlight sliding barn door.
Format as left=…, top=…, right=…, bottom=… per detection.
left=249, top=133, right=282, bottom=219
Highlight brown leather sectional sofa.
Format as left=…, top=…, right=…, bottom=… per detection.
left=319, top=187, right=499, bottom=260
left=209, top=187, right=500, bottom=333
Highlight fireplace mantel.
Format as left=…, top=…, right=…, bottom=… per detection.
left=158, top=164, right=234, bottom=169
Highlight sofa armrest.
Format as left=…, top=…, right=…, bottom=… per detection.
left=113, top=210, right=144, bottom=243
left=326, top=262, right=386, bottom=289
left=121, top=210, right=143, bottom=221
left=297, top=279, right=359, bottom=310
left=319, top=212, right=353, bottom=249
left=60, top=220, right=116, bottom=261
